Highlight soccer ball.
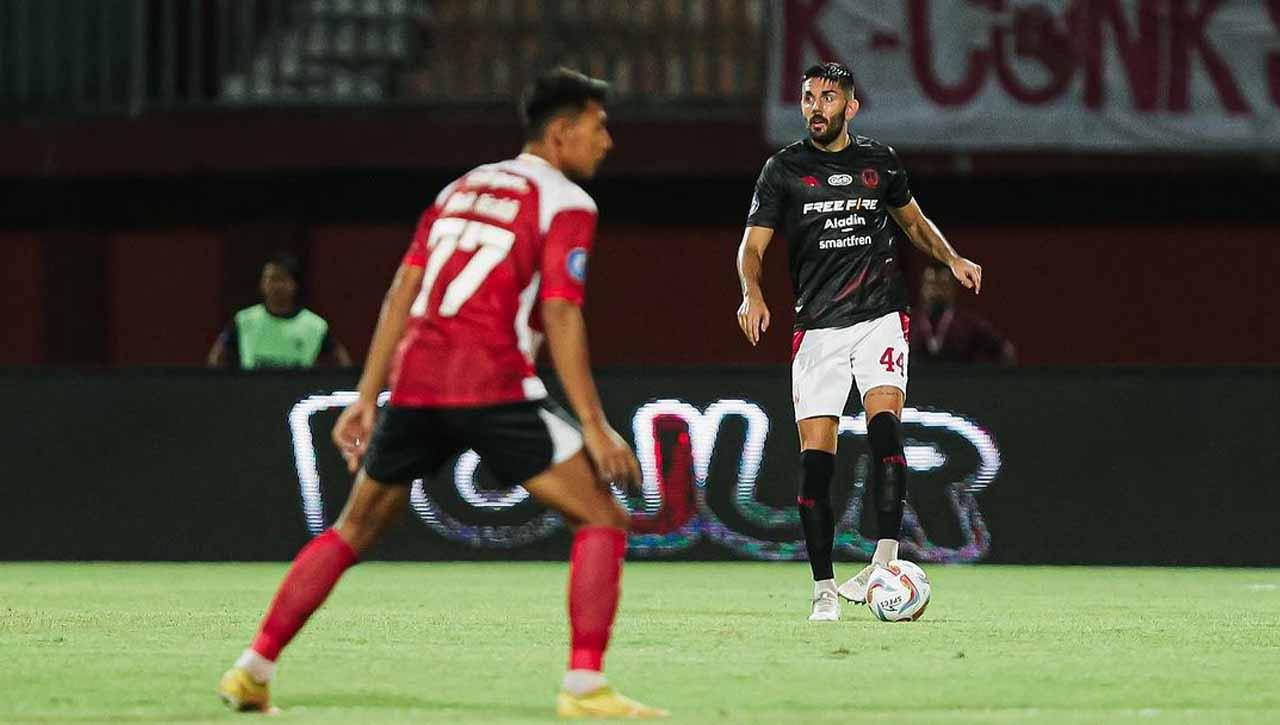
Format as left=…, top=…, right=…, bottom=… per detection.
left=865, top=559, right=931, bottom=622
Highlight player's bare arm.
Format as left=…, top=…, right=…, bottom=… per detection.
left=332, top=263, right=424, bottom=472
left=889, top=199, right=983, bottom=294
left=541, top=298, right=641, bottom=488
left=736, top=226, right=775, bottom=346
left=322, top=342, right=354, bottom=368
left=205, top=337, right=229, bottom=368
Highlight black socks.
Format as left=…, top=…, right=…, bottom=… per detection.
left=797, top=449, right=836, bottom=581
left=867, top=411, right=908, bottom=540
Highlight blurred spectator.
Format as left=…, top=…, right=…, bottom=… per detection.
left=207, top=254, right=352, bottom=369
left=910, top=263, right=1016, bottom=366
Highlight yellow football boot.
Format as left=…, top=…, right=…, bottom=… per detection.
left=217, top=667, right=272, bottom=713
left=557, top=686, right=669, bottom=719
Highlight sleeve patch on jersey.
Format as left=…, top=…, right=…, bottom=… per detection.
left=566, top=247, right=589, bottom=283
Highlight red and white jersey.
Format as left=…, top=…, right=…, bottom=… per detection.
left=389, top=153, right=596, bottom=407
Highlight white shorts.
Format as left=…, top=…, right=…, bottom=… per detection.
left=791, top=311, right=910, bottom=421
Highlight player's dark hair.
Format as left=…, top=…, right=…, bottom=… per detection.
left=520, top=67, right=610, bottom=141
left=265, top=252, right=302, bottom=283
left=803, top=62, right=855, bottom=96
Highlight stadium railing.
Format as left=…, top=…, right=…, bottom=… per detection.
left=0, top=0, right=764, bottom=118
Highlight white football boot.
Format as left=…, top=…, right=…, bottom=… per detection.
left=808, top=580, right=840, bottom=621
left=837, top=564, right=877, bottom=604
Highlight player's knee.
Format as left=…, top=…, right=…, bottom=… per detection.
left=866, top=411, right=902, bottom=456
left=797, top=417, right=838, bottom=454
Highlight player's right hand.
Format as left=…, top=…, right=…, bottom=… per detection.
left=736, top=292, right=771, bottom=346
left=332, top=397, right=378, bottom=473
left=582, top=422, right=642, bottom=492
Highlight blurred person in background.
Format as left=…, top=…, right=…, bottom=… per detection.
left=911, top=262, right=1015, bottom=366
left=206, top=253, right=352, bottom=369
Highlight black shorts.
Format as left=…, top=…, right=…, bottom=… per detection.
left=362, top=399, right=584, bottom=486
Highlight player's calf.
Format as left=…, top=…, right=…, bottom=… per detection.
left=220, top=473, right=408, bottom=712
left=572, top=498, right=629, bottom=532
left=523, top=452, right=644, bottom=704
left=867, top=410, right=907, bottom=566
left=797, top=449, right=836, bottom=583
left=332, top=473, right=412, bottom=552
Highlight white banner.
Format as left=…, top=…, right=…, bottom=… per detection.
left=765, top=0, right=1280, bottom=150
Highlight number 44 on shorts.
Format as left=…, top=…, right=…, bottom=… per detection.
left=880, top=347, right=905, bottom=375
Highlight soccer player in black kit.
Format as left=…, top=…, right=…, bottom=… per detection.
left=735, top=62, right=984, bottom=621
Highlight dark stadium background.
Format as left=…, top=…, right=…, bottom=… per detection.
left=3, top=0, right=1277, bottom=566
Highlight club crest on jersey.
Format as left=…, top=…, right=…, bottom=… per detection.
left=802, top=175, right=819, bottom=187
left=861, top=168, right=880, bottom=189
left=567, top=247, right=589, bottom=283
left=828, top=173, right=853, bottom=186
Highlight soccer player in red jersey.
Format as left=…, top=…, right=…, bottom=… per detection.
left=218, top=68, right=667, bottom=719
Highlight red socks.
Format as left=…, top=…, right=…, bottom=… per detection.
left=568, top=526, right=627, bottom=671
left=249, top=526, right=625, bottom=672
left=251, top=529, right=358, bottom=661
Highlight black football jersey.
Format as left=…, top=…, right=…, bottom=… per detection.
left=746, top=134, right=912, bottom=331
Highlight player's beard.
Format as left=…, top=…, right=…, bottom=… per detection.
left=808, top=112, right=846, bottom=146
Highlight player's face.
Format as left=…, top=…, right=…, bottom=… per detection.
left=557, top=100, right=613, bottom=179
left=801, top=78, right=856, bottom=144
left=260, top=263, right=298, bottom=310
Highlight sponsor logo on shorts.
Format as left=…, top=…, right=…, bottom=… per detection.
left=828, top=173, right=853, bottom=186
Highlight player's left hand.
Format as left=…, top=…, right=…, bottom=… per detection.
left=950, top=257, right=983, bottom=294
left=583, top=422, right=643, bottom=493
left=333, top=397, right=378, bottom=472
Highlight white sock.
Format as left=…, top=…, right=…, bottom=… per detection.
left=813, top=578, right=837, bottom=596
left=873, top=539, right=899, bottom=566
left=235, top=649, right=276, bottom=684
left=562, top=669, right=608, bottom=696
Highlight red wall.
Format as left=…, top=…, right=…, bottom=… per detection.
left=0, top=233, right=45, bottom=365
left=948, top=225, right=1279, bottom=365
left=107, top=230, right=224, bottom=366
left=306, top=225, right=408, bottom=363
left=590, top=224, right=1280, bottom=367
left=2, top=224, right=1277, bottom=367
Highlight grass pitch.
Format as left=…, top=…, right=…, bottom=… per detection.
left=2, top=562, right=1279, bottom=723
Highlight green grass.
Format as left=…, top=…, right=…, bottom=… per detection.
left=2, top=563, right=1280, bottom=723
